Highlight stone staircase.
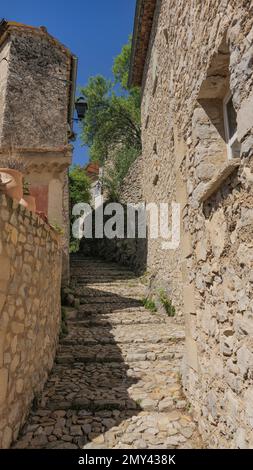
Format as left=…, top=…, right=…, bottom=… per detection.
left=14, top=256, right=202, bottom=449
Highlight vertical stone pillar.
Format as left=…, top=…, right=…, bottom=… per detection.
left=174, top=128, right=200, bottom=385
left=62, top=169, right=70, bottom=285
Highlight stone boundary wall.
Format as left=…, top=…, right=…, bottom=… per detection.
left=101, top=155, right=146, bottom=273
left=84, top=234, right=147, bottom=275
left=81, top=155, right=146, bottom=273
left=0, top=194, right=62, bottom=448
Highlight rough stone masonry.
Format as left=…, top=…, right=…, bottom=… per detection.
left=129, top=0, right=253, bottom=448
left=0, top=194, right=62, bottom=448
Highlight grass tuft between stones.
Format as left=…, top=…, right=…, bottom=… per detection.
left=158, top=289, right=176, bottom=317
left=142, top=297, right=157, bottom=313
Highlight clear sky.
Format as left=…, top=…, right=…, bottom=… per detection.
left=1, top=0, right=136, bottom=165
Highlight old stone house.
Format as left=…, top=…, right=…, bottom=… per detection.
left=129, top=0, right=253, bottom=448
left=85, top=162, right=102, bottom=207
left=0, top=20, right=77, bottom=283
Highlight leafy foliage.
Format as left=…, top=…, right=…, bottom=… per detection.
left=69, top=165, right=91, bottom=253
left=69, top=165, right=91, bottom=206
left=80, top=37, right=141, bottom=191
left=112, top=37, right=132, bottom=90
left=80, top=77, right=141, bottom=165
left=50, top=222, right=64, bottom=235
left=142, top=297, right=157, bottom=313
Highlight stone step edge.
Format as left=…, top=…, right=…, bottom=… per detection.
left=35, top=402, right=185, bottom=413
left=72, top=277, right=144, bottom=280
left=66, top=319, right=167, bottom=326
left=74, top=308, right=148, bottom=314
left=55, top=355, right=182, bottom=365
left=65, top=318, right=180, bottom=326
left=50, top=358, right=182, bottom=369
left=60, top=338, right=184, bottom=346
left=73, top=310, right=164, bottom=316
left=79, top=300, right=143, bottom=305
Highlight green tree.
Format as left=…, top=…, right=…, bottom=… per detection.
left=69, top=165, right=91, bottom=252
left=113, top=37, right=132, bottom=90
left=69, top=165, right=91, bottom=206
left=80, top=37, right=141, bottom=168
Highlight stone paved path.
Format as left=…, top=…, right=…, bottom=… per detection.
left=14, top=256, right=202, bottom=449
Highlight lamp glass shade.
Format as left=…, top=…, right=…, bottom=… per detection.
left=75, top=99, right=87, bottom=120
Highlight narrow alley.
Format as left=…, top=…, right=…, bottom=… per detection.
left=14, top=256, right=202, bottom=449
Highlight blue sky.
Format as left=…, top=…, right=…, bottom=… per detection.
left=1, top=0, right=136, bottom=165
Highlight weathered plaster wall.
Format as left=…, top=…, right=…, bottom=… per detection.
left=0, top=194, right=62, bottom=448
left=1, top=29, right=71, bottom=149
left=140, top=0, right=253, bottom=448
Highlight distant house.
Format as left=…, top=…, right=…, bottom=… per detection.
left=85, top=162, right=103, bottom=206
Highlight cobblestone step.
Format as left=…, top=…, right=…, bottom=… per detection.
left=72, top=287, right=146, bottom=297
left=62, top=323, right=184, bottom=345
left=75, top=303, right=144, bottom=314
left=35, top=361, right=186, bottom=413
left=14, top=409, right=202, bottom=450
left=79, top=296, right=143, bottom=304
left=56, top=342, right=184, bottom=364
left=66, top=311, right=166, bottom=326
left=75, top=284, right=146, bottom=292
left=77, top=305, right=147, bottom=314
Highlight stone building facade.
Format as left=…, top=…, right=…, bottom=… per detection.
left=120, top=155, right=144, bottom=205
left=129, top=0, right=253, bottom=448
left=0, top=21, right=77, bottom=283
left=0, top=194, right=62, bottom=448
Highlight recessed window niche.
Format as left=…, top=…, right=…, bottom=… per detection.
left=193, top=37, right=241, bottom=192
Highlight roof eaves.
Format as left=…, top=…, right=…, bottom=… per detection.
left=128, top=0, right=157, bottom=88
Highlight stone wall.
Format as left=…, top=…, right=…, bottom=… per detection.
left=82, top=235, right=147, bottom=275
left=120, top=154, right=144, bottom=204
left=0, top=27, right=71, bottom=149
left=81, top=207, right=147, bottom=275
left=136, top=0, right=253, bottom=448
left=81, top=155, right=147, bottom=273
left=0, top=194, right=62, bottom=448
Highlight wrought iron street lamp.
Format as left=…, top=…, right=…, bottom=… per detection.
left=75, top=97, right=88, bottom=121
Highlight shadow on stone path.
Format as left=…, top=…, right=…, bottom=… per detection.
left=14, top=255, right=202, bottom=449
